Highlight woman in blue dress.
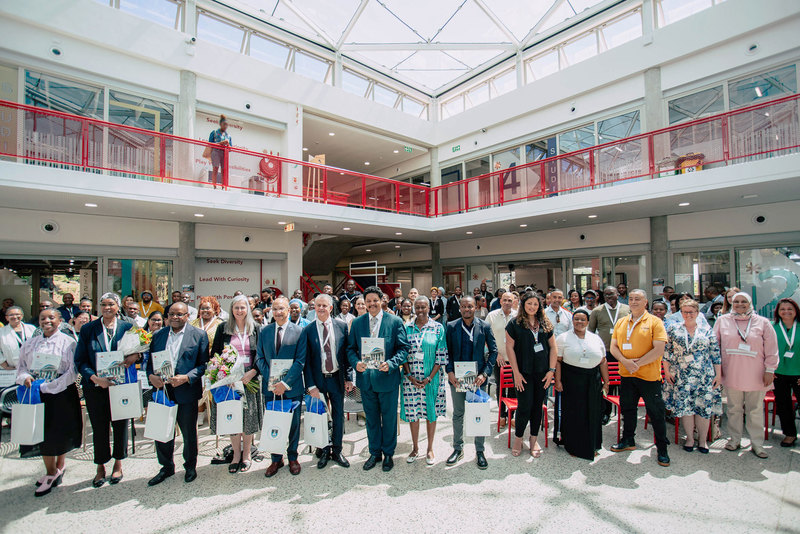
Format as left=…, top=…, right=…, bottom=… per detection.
left=400, top=296, right=448, bottom=465
left=663, top=299, right=722, bottom=454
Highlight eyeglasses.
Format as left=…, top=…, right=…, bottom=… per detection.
left=168, top=312, right=187, bottom=318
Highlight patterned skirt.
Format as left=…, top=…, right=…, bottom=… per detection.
left=210, top=378, right=264, bottom=435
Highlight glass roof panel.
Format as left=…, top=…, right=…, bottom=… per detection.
left=443, top=49, right=507, bottom=69
left=481, top=0, right=556, bottom=41
left=288, top=0, right=362, bottom=43
left=434, top=0, right=511, bottom=44
left=345, top=0, right=423, bottom=43
left=381, top=0, right=465, bottom=41
left=348, top=50, right=416, bottom=70
left=119, top=0, right=178, bottom=29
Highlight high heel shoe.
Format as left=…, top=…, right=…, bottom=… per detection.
left=530, top=437, right=542, bottom=458
left=511, top=437, right=523, bottom=457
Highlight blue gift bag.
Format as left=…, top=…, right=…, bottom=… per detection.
left=212, top=386, right=241, bottom=403
left=16, top=380, right=44, bottom=404
left=265, top=399, right=300, bottom=413
left=152, top=389, right=176, bottom=407
left=125, top=365, right=138, bottom=385
left=466, top=389, right=490, bottom=403
left=304, top=394, right=327, bottom=414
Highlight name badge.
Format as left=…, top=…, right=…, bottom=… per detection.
left=785, top=351, right=795, bottom=359
left=738, top=343, right=751, bottom=352
left=609, top=328, right=614, bottom=335
left=622, top=343, right=633, bottom=351
left=533, top=343, right=544, bottom=353
left=580, top=356, right=590, bottom=364
left=684, top=354, right=695, bottom=363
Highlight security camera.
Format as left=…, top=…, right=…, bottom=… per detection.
left=476, top=245, right=481, bottom=250
left=481, top=128, right=487, bottom=133
left=579, top=234, right=586, bottom=241
left=243, top=234, right=252, bottom=243
left=752, top=215, right=767, bottom=225
left=187, top=36, right=196, bottom=44
left=41, top=221, right=59, bottom=233
left=570, top=106, right=576, bottom=113
left=245, top=103, right=251, bottom=110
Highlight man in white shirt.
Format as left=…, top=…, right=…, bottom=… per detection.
left=545, top=289, right=572, bottom=336
left=486, top=292, right=517, bottom=428
left=124, top=301, right=147, bottom=328
left=182, top=292, right=198, bottom=321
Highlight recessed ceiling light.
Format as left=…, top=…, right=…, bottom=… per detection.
left=395, top=232, right=402, bottom=235
left=329, top=132, right=335, bottom=136
left=342, top=227, right=351, bottom=231
left=278, top=221, right=287, bottom=225
left=466, top=231, right=473, bottom=235
left=194, top=213, right=204, bottom=217
left=302, top=147, right=308, bottom=151
left=520, top=224, right=527, bottom=228
left=394, top=245, right=400, bottom=248
left=365, top=249, right=371, bottom=252
left=742, top=194, right=759, bottom=199
left=364, top=162, right=370, bottom=165
left=84, top=203, right=97, bottom=207
left=588, top=215, right=597, bottom=219
left=678, top=202, right=690, bottom=207
left=339, top=172, right=344, bottom=175
left=393, top=150, right=399, bottom=153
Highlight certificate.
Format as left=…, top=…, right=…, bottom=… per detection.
left=454, top=361, right=477, bottom=392
left=151, top=350, right=175, bottom=379
left=361, top=338, right=385, bottom=370
left=96, top=350, right=125, bottom=384
left=31, top=352, right=62, bottom=381
left=268, top=359, right=293, bottom=392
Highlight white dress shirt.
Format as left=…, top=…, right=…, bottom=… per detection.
left=167, top=323, right=188, bottom=359
left=545, top=306, right=573, bottom=336
left=486, top=308, right=516, bottom=360
left=556, top=330, right=606, bottom=369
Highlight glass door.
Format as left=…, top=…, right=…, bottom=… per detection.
left=570, top=257, right=602, bottom=293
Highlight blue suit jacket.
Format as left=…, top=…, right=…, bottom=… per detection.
left=445, top=317, right=498, bottom=376
left=255, top=321, right=304, bottom=398
left=146, top=324, right=209, bottom=404
left=298, top=318, right=350, bottom=392
left=74, top=318, right=134, bottom=390
left=347, top=313, right=409, bottom=393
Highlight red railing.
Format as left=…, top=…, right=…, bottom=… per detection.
left=433, top=93, right=800, bottom=215
left=1, top=93, right=798, bottom=218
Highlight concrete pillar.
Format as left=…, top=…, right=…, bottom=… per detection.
left=431, top=242, right=442, bottom=287
left=283, top=232, right=304, bottom=294
left=429, top=146, right=441, bottom=187
left=177, top=222, right=195, bottom=293
left=641, top=0, right=655, bottom=46
left=650, top=215, right=668, bottom=297
left=643, top=67, right=663, bottom=132
left=173, top=70, right=196, bottom=181
left=283, top=103, right=303, bottom=197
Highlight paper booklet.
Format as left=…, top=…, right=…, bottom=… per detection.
left=268, top=359, right=293, bottom=392
left=151, top=350, right=175, bottom=380
left=454, top=361, right=477, bottom=392
left=96, top=350, right=126, bottom=385
left=31, top=352, right=62, bottom=381
left=361, top=338, right=385, bottom=370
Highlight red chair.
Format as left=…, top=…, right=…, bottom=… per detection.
left=498, top=365, right=548, bottom=448
left=764, top=391, right=798, bottom=440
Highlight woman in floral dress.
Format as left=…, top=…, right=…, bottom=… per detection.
left=400, top=296, right=448, bottom=465
left=663, top=299, right=722, bottom=454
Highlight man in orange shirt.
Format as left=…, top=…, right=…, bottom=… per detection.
left=609, top=289, right=670, bottom=467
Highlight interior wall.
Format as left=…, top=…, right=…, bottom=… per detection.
left=667, top=200, right=800, bottom=241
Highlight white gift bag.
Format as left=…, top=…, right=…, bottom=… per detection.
left=144, top=401, right=178, bottom=443
left=11, top=403, right=45, bottom=445
left=216, top=399, right=244, bottom=435
left=464, top=401, right=491, bottom=437
left=109, top=382, right=143, bottom=421
left=259, top=409, right=294, bottom=455
left=303, top=411, right=330, bottom=449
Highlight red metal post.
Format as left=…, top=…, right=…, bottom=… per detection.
left=322, top=167, right=329, bottom=203
left=361, top=176, right=367, bottom=208
left=721, top=116, right=730, bottom=165
left=80, top=119, right=89, bottom=170
left=222, top=146, right=230, bottom=190
left=159, top=135, right=166, bottom=179
left=498, top=171, right=504, bottom=206
left=395, top=183, right=401, bottom=213
left=647, top=134, right=655, bottom=179
left=463, top=182, right=469, bottom=213
left=589, top=149, right=595, bottom=190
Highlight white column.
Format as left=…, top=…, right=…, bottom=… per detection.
left=429, top=146, right=441, bottom=188
left=282, top=102, right=303, bottom=196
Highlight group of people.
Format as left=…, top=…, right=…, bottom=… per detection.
left=4, top=279, right=797, bottom=499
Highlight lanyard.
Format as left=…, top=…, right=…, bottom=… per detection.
left=734, top=316, right=752, bottom=342
left=779, top=322, right=796, bottom=350
left=234, top=325, right=248, bottom=349
left=574, top=332, right=587, bottom=358
left=102, top=319, right=117, bottom=352
left=141, top=301, right=154, bottom=317
left=626, top=314, right=644, bottom=341
left=605, top=304, right=620, bottom=327
left=13, top=327, right=27, bottom=347
left=199, top=318, right=215, bottom=332
left=529, top=322, right=540, bottom=344
left=462, top=322, right=474, bottom=342
left=683, top=325, right=700, bottom=353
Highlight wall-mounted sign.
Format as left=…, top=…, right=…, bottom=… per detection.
left=284, top=223, right=295, bottom=232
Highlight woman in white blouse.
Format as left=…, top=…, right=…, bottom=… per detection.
left=0, top=306, right=36, bottom=370
left=16, top=308, right=82, bottom=496
left=554, top=309, right=609, bottom=460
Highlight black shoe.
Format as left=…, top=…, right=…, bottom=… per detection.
left=109, top=474, right=123, bottom=485
left=446, top=449, right=464, bottom=465
left=683, top=444, right=695, bottom=452
left=601, top=414, right=611, bottom=426
left=363, top=454, right=382, bottom=471
left=317, top=450, right=330, bottom=469
left=148, top=469, right=174, bottom=486
left=92, top=475, right=106, bottom=488
left=476, top=451, right=488, bottom=470
left=657, top=453, right=671, bottom=467
left=610, top=440, right=636, bottom=452
left=331, top=451, right=350, bottom=468
left=382, top=456, right=394, bottom=472
left=184, top=468, right=197, bottom=483
left=315, top=447, right=324, bottom=458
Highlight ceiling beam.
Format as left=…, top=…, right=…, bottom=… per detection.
left=342, top=42, right=515, bottom=51
left=280, top=0, right=336, bottom=47
left=520, top=0, right=567, bottom=48
left=336, top=0, right=369, bottom=49
left=472, top=0, right=520, bottom=47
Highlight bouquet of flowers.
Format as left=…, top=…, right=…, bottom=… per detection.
left=118, top=327, right=153, bottom=356
left=205, top=345, right=258, bottom=394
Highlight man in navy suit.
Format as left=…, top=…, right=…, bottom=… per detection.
left=298, top=294, right=353, bottom=469
left=445, top=296, right=498, bottom=470
left=146, top=302, right=209, bottom=486
left=256, top=296, right=305, bottom=477
left=347, top=286, right=409, bottom=472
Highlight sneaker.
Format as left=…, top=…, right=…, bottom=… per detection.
left=610, top=440, right=636, bottom=452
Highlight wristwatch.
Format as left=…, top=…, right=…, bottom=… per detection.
left=548, top=367, right=556, bottom=373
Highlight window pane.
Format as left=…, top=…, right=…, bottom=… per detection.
left=493, top=147, right=520, bottom=170
left=562, top=32, right=597, bottom=67
left=736, top=247, right=800, bottom=318
left=525, top=139, right=549, bottom=162
left=342, top=70, right=369, bottom=97
left=728, top=64, right=797, bottom=109
left=598, top=111, right=641, bottom=142
left=441, top=96, right=464, bottom=118
left=108, top=90, right=174, bottom=133
left=197, top=13, right=243, bottom=53
left=492, top=68, right=517, bottom=97
left=119, top=0, right=178, bottom=29
left=249, top=35, right=289, bottom=69
left=402, top=96, right=425, bottom=118
left=25, top=70, right=104, bottom=118
left=373, top=84, right=398, bottom=107
left=465, top=157, right=490, bottom=179
left=441, top=164, right=462, bottom=184
left=558, top=123, right=595, bottom=153
left=294, top=51, right=330, bottom=82
left=602, top=11, right=642, bottom=49
left=657, top=0, right=714, bottom=27
left=466, top=83, right=489, bottom=109
left=526, top=50, right=559, bottom=82
left=668, top=86, right=724, bottom=124
left=673, top=251, right=730, bottom=298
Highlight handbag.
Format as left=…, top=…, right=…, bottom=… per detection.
left=215, top=386, right=243, bottom=435
left=11, top=386, right=44, bottom=445
left=303, top=395, right=330, bottom=449
left=109, top=381, right=144, bottom=421
left=259, top=398, right=299, bottom=455
left=144, top=388, right=178, bottom=443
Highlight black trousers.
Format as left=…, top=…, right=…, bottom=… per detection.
left=515, top=370, right=547, bottom=438
left=494, top=363, right=516, bottom=418
left=156, top=401, right=199, bottom=471
left=774, top=373, right=800, bottom=438
left=620, top=376, right=668, bottom=453
left=84, top=386, right=128, bottom=465
left=320, top=374, right=345, bottom=454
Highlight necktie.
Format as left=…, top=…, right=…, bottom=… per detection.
left=370, top=316, right=378, bottom=337
left=323, top=322, right=333, bottom=372
left=276, top=326, right=283, bottom=353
